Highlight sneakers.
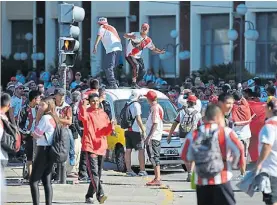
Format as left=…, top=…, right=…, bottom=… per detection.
left=99, top=195, right=108, bottom=204
left=85, top=197, right=94, bottom=204
left=126, top=171, right=137, bottom=177
left=131, top=82, right=140, bottom=89
left=186, top=173, right=192, bottom=182
left=138, top=171, right=148, bottom=177
left=146, top=179, right=161, bottom=186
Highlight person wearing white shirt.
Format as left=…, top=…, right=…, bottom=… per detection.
left=30, top=97, right=57, bottom=205
left=93, top=17, right=122, bottom=89
left=124, top=23, right=165, bottom=89
left=124, top=90, right=147, bottom=177
left=255, top=99, right=277, bottom=205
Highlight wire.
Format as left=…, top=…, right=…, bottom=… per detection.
left=148, top=1, right=277, bottom=10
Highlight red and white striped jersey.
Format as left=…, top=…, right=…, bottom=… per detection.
left=125, top=32, right=155, bottom=59
left=181, top=123, right=245, bottom=185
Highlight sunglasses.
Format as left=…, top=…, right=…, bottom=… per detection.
left=18, top=87, right=24, bottom=90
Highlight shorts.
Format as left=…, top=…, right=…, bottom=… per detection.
left=196, top=181, right=236, bottom=205
left=146, top=140, right=161, bottom=167
left=263, top=176, right=277, bottom=205
left=24, top=136, right=33, bottom=161
left=125, top=131, right=144, bottom=150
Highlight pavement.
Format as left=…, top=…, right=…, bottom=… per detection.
left=3, top=162, right=264, bottom=205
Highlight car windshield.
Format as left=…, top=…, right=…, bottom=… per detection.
left=114, top=99, right=177, bottom=124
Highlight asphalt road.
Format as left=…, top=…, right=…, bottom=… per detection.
left=3, top=162, right=264, bottom=205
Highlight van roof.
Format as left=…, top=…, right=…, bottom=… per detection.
left=105, top=88, right=168, bottom=101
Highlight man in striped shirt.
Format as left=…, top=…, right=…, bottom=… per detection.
left=181, top=104, right=245, bottom=205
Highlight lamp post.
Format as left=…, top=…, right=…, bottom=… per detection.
left=159, top=29, right=190, bottom=85
left=227, top=4, right=259, bottom=82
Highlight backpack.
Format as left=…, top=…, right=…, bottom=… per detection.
left=119, top=101, right=136, bottom=129
left=179, top=109, right=198, bottom=138
left=47, top=120, right=70, bottom=163
left=191, top=127, right=224, bottom=178
left=0, top=116, right=21, bottom=154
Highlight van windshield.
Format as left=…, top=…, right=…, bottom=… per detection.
left=114, top=99, right=177, bottom=124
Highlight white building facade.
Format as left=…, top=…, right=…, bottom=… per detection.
left=1, top=1, right=181, bottom=78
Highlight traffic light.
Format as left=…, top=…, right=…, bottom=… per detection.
left=58, top=3, right=85, bottom=67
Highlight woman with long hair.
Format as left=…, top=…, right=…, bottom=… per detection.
left=30, top=97, right=58, bottom=205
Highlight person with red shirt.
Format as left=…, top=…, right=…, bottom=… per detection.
left=78, top=93, right=113, bottom=204
left=124, top=23, right=165, bottom=88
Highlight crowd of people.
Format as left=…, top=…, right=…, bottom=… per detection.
left=1, top=16, right=277, bottom=205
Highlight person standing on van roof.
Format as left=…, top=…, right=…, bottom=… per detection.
left=93, top=17, right=122, bottom=89
left=124, top=90, right=148, bottom=177
left=124, top=23, right=166, bottom=89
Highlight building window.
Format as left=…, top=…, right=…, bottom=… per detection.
left=149, top=16, right=176, bottom=77
left=11, top=20, right=32, bottom=54
left=256, top=12, right=277, bottom=74
left=201, top=15, right=229, bottom=68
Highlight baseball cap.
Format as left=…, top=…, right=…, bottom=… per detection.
left=98, top=17, right=108, bottom=25
left=247, top=79, right=255, bottom=87
left=54, top=88, right=66, bottom=96
left=187, top=95, right=197, bottom=103
left=15, top=82, right=24, bottom=89
left=130, top=90, right=141, bottom=101
left=144, top=90, right=157, bottom=101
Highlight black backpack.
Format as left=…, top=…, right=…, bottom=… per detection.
left=0, top=117, right=21, bottom=154
left=119, top=101, right=136, bottom=129
left=47, top=121, right=70, bottom=163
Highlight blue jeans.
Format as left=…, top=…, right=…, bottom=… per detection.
left=68, top=130, right=75, bottom=161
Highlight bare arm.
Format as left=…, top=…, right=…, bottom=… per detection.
left=136, top=115, right=145, bottom=134
left=123, top=33, right=135, bottom=39
left=93, top=35, right=102, bottom=53
left=151, top=46, right=165, bottom=54
left=147, top=123, right=158, bottom=140
left=167, top=121, right=178, bottom=143
left=9, top=108, right=15, bottom=125
left=256, top=143, right=272, bottom=170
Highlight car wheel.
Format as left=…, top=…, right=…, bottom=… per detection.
left=115, top=146, right=126, bottom=172
left=182, top=164, right=187, bottom=172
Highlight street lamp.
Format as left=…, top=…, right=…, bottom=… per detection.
left=227, top=4, right=259, bottom=82
left=159, top=29, right=190, bottom=85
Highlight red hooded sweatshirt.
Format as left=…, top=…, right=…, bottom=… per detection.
left=78, top=102, right=112, bottom=156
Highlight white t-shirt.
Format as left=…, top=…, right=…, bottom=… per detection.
left=233, top=124, right=251, bottom=140
left=11, top=96, right=23, bottom=119
left=259, top=116, right=277, bottom=177
left=33, top=115, right=56, bottom=146
left=129, top=101, right=142, bottom=133
left=125, top=32, right=155, bottom=59
left=146, top=103, right=164, bottom=141
left=98, top=24, right=122, bottom=54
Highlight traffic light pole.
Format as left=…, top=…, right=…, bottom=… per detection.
left=63, top=66, right=67, bottom=90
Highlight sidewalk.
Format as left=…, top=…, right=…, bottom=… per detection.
left=4, top=165, right=173, bottom=205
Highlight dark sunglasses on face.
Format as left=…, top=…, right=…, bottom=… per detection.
left=76, top=74, right=81, bottom=76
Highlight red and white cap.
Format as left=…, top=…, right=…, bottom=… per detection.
left=98, top=17, right=108, bottom=25
left=144, top=90, right=157, bottom=101
left=187, top=95, right=198, bottom=103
